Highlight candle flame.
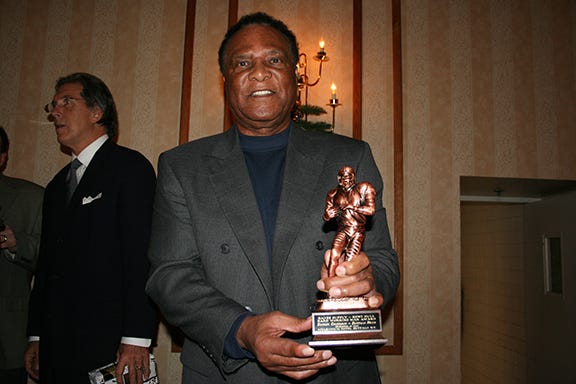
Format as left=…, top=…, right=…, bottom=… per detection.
left=331, top=83, right=337, bottom=92
left=319, top=40, right=325, bottom=50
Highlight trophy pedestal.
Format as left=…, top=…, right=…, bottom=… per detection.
left=309, top=297, right=388, bottom=348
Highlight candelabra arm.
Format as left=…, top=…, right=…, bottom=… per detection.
left=327, top=99, right=341, bottom=132
left=298, top=52, right=327, bottom=88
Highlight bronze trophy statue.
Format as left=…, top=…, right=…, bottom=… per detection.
left=310, top=166, right=387, bottom=347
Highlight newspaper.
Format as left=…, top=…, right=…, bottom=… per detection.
left=88, top=353, right=158, bottom=384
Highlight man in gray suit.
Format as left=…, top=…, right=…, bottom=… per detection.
left=146, top=12, right=400, bottom=383
left=0, top=126, right=44, bottom=384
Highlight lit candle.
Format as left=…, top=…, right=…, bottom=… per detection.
left=331, top=83, right=337, bottom=101
left=319, top=39, right=325, bottom=52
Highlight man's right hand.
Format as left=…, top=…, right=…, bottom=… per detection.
left=24, top=341, right=40, bottom=380
left=236, top=311, right=337, bottom=380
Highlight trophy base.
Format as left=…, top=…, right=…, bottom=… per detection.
left=309, top=297, right=387, bottom=348
left=309, top=332, right=388, bottom=348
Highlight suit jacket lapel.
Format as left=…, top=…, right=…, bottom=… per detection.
left=207, top=128, right=274, bottom=300
left=52, top=165, right=71, bottom=211
left=272, top=126, right=325, bottom=296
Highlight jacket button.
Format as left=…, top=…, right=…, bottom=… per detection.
left=220, top=244, right=230, bottom=254
left=315, top=241, right=325, bottom=250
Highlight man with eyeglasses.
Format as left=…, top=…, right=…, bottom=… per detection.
left=0, top=126, right=44, bottom=384
left=24, top=73, right=158, bottom=384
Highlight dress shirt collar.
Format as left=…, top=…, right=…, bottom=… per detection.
left=73, top=134, right=109, bottom=168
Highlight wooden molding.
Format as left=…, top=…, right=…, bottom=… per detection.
left=378, top=0, right=404, bottom=355
left=352, top=0, right=362, bottom=140
left=178, top=0, right=196, bottom=145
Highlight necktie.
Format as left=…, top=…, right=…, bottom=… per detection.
left=67, top=158, right=82, bottom=203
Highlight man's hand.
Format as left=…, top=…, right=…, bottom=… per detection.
left=24, top=341, right=40, bottom=380
left=0, top=225, right=17, bottom=252
left=115, top=344, right=150, bottom=384
left=317, top=250, right=384, bottom=308
left=236, top=312, right=337, bottom=380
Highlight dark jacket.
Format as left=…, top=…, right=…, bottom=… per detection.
left=0, top=175, right=43, bottom=369
left=28, top=140, right=158, bottom=383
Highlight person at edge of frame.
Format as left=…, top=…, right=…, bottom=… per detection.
left=0, top=126, right=44, bottom=384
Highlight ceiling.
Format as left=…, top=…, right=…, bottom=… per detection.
left=460, top=176, right=576, bottom=202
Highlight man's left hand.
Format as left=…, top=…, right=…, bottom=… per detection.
left=317, top=250, right=384, bottom=308
left=0, top=225, right=17, bottom=252
left=115, top=344, right=150, bottom=384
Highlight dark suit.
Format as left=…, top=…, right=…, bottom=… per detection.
left=28, top=139, right=157, bottom=384
left=0, top=175, right=43, bottom=372
left=147, top=125, right=400, bottom=383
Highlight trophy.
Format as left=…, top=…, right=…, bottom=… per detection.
left=309, top=166, right=387, bottom=347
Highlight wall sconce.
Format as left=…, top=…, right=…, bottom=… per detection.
left=293, top=39, right=340, bottom=132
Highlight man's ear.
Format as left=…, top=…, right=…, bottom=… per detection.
left=90, top=107, right=103, bottom=123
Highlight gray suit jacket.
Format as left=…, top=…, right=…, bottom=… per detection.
left=147, top=125, right=399, bottom=383
left=0, top=174, right=43, bottom=369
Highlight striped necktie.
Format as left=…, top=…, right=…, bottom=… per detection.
left=67, top=158, right=82, bottom=203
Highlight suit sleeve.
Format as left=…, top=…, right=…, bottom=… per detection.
left=118, top=154, right=158, bottom=339
left=27, top=185, right=52, bottom=338
left=356, top=143, right=401, bottom=306
left=1, top=185, right=43, bottom=272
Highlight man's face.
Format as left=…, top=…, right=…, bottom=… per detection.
left=222, top=24, right=298, bottom=136
left=48, top=82, right=105, bottom=155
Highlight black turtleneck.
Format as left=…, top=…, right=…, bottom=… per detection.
left=238, top=126, right=290, bottom=263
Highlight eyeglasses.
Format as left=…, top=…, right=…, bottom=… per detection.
left=44, top=96, right=84, bottom=113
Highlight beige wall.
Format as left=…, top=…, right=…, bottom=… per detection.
left=401, top=0, right=575, bottom=382
left=0, top=0, right=186, bottom=186
left=461, top=203, right=526, bottom=384
left=2, top=0, right=575, bottom=383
